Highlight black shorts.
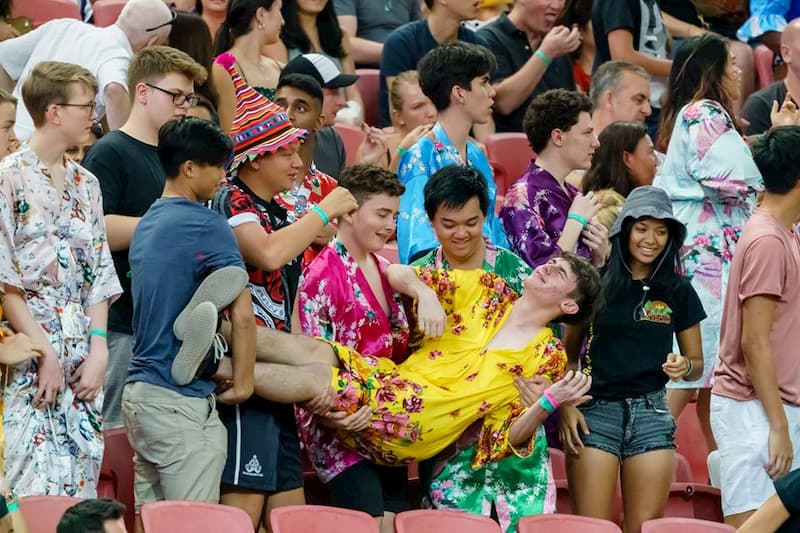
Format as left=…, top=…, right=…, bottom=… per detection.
left=219, top=397, right=303, bottom=493
left=326, top=461, right=409, bottom=517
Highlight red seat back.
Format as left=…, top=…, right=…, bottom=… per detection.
left=753, top=44, right=775, bottom=90
left=271, top=504, right=378, bottom=533
left=664, top=483, right=723, bottom=522
left=484, top=133, right=535, bottom=196
left=395, top=510, right=500, bottom=533
left=641, top=517, right=735, bottom=532
left=20, top=495, right=83, bottom=533
left=518, top=514, right=622, bottom=532
left=549, top=447, right=567, bottom=481
left=92, top=0, right=127, bottom=27
left=333, top=123, right=365, bottom=166
left=674, top=452, right=694, bottom=482
left=356, top=69, right=380, bottom=127
left=101, top=428, right=136, bottom=531
left=11, top=0, right=81, bottom=27
left=141, top=501, right=253, bottom=532
left=674, top=400, right=710, bottom=482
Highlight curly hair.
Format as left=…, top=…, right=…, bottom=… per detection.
left=337, top=164, right=405, bottom=204
left=523, top=89, right=592, bottom=153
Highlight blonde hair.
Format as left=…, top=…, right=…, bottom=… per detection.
left=127, top=46, right=208, bottom=95
left=0, top=88, right=16, bottom=107
left=22, top=61, right=98, bottom=127
left=593, top=189, right=626, bottom=231
left=389, top=70, right=419, bottom=113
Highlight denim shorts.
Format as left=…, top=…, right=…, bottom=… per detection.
left=578, top=389, right=676, bottom=459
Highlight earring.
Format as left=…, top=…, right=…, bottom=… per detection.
left=258, top=23, right=264, bottom=29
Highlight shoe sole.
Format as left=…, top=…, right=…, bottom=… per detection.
left=173, top=265, right=249, bottom=340
left=171, top=302, right=219, bottom=386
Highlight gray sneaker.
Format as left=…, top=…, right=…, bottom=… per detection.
left=171, top=301, right=219, bottom=386
left=173, top=265, right=249, bottom=340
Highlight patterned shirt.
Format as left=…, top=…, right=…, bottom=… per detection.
left=500, top=163, right=591, bottom=269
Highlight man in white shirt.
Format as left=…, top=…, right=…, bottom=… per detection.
left=0, top=0, right=173, bottom=139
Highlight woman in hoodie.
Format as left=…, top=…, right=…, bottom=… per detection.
left=559, top=186, right=705, bottom=533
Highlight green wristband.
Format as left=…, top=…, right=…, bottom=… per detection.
left=89, top=328, right=107, bottom=339
left=311, top=205, right=330, bottom=227
left=535, top=49, right=552, bottom=67
left=396, top=146, right=408, bottom=155
left=6, top=501, right=17, bottom=513
left=539, top=395, right=556, bottom=413
left=567, top=213, right=588, bottom=227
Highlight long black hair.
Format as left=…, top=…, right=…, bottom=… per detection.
left=603, top=216, right=686, bottom=297
left=213, top=0, right=278, bottom=56
left=280, top=0, right=344, bottom=59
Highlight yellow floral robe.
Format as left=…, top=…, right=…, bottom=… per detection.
left=328, top=268, right=566, bottom=466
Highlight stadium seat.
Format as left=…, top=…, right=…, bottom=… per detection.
left=674, top=452, right=694, bottom=482
left=271, top=504, right=378, bottom=533
left=101, top=428, right=136, bottom=531
left=518, top=514, right=622, bottom=532
left=377, top=241, right=399, bottom=264
left=92, top=0, right=127, bottom=27
left=11, top=0, right=80, bottom=27
left=754, top=44, right=775, bottom=90
left=641, top=517, right=735, bottom=532
left=395, top=510, right=501, bottom=533
left=484, top=133, right=535, bottom=196
left=664, top=483, right=723, bottom=522
left=355, top=69, right=380, bottom=127
left=20, top=495, right=82, bottom=533
left=333, top=123, right=365, bottom=166
left=674, top=400, right=710, bottom=482
left=141, top=501, right=253, bottom=532
left=549, top=447, right=567, bottom=481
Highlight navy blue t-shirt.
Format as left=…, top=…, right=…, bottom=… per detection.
left=127, top=197, right=244, bottom=397
left=378, top=20, right=485, bottom=127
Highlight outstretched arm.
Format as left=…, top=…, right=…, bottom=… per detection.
left=387, top=264, right=445, bottom=337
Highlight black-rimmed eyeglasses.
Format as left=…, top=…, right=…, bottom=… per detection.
left=145, top=10, right=177, bottom=32
left=58, top=102, right=97, bottom=113
left=145, top=83, right=199, bottom=107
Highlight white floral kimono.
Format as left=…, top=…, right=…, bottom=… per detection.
left=0, top=147, right=121, bottom=497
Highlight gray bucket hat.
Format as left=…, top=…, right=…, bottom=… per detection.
left=609, top=186, right=686, bottom=239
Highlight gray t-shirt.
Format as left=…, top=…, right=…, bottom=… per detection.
left=333, top=0, right=421, bottom=45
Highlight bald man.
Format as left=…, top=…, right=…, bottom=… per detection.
left=742, top=18, right=800, bottom=136
left=0, top=0, right=173, bottom=137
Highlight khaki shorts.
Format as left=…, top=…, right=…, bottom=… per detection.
left=122, top=381, right=226, bottom=511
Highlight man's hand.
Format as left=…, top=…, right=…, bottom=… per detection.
left=319, top=406, right=372, bottom=433
left=767, top=426, right=794, bottom=479
left=539, top=25, right=582, bottom=60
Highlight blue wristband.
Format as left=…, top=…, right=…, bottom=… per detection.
left=567, top=213, right=589, bottom=227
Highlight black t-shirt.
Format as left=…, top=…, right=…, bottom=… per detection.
left=743, top=81, right=789, bottom=136
left=776, top=469, right=800, bottom=532
left=657, top=0, right=701, bottom=26
left=478, top=13, right=576, bottom=133
left=313, top=126, right=345, bottom=179
left=82, top=130, right=166, bottom=335
left=585, top=277, right=706, bottom=400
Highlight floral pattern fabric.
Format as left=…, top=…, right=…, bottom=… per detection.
left=396, top=123, right=509, bottom=263
left=413, top=245, right=555, bottom=532
left=295, top=239, right=410, bottom=483
left=500, top=164, right=592, bottom=269
left=328, top=268, right=567, bottom=465
left=0, top=147, right=121, bottom=497
left=275, top=162, right=338, bottom=268
left=654, top=99, right=762, bottom=387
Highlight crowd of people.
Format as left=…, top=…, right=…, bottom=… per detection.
left=1, top=0, right=800, bottom=532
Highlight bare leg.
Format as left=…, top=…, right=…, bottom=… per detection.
left=380, top=512, right=396, bottom=533
left=620, top=450, right=674, bottom=533
left=696, top=388, right=717, bottom=452
left=265, top=489, right=306, bottom=533
left=220, top=488, right=266, bottom=530
left=251, top=362, right=332, bottom=403
left=220, top=320, right=339, bottom=366
left=566, top=448, right=619, bottom=520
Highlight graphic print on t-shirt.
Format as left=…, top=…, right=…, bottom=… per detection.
left=640, top=300, right=673, bottom=324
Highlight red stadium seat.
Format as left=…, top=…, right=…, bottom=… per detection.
left=333, top=123, right=365, bottom=166
left=271, top=504, right=378, bottom=533
left=141, top=501, right=253, bottom=532
left=518, top=514, right=622, bottom=532
left=484, top=133, right=536, bottom=196
left=356, top=69, right=380, bottom=127
left=395, top=510, right=500, bottom=533
left=664, top=483, right=723, bottom=522
left=754, top=44, right=775, bottom=90
left=549, top=447, right=567, bottom=481
left=674, top=400, right=710, bottom=483
left=101, top=428, right=136, bottom=531
left=20, top=495, right=82, bottom=533
left=11, top=0, right=80, bottom=27
left=92, top=0, right=127, bottom=27
left=641, top=517, right=735, bottom=532
left=674, top=452, right=694, bottom=482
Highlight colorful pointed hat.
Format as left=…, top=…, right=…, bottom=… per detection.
left=217, top=52, right=309, bottom=173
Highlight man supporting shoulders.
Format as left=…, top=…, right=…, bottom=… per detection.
left=478, top=0, right=580, bottom=133
left=124, top=117, right=255, bottom=512
left=712, top=126, right=800, bottom=527
left=82, top=46, right=206, bottom=430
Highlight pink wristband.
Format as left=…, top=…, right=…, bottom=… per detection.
left=543, top=389, right=560, bottom=410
